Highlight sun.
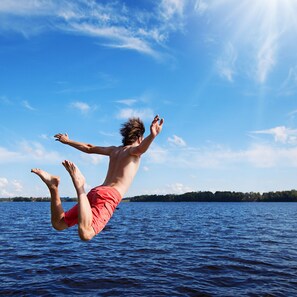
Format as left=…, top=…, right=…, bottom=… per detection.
left=204, top=0, right=297, bottom=35
left=200, top=0, right=297, bottom=83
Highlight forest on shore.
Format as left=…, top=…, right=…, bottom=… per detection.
left=2, top=190, right=297, bottom=202
left=125, top=190, right=297, bottom=202
left=0, top=197, right=76, bottom=202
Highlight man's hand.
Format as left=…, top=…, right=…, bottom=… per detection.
left=150, top=115, right=164, bottom=137
left=54, top=133, right=69, bottom=144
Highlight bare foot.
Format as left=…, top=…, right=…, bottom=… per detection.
left=62, top=160, right=85, bottom=193
left=31, top=168, right=60, bottom=189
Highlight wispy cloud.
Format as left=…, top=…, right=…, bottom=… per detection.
left=0, top=177, right=23, bottom=197
left=0, top=147, right=21, bottom=162
left=22, top=100, right=36, bottom=111
left=166, top=182, right=193, bottom=194
left=70, top=101, right=91, bottom=113
left=39, top=134, right=50, bottom=140
left=0, top=141, right=62, bottom=164
left=216, top=43, right=237, bottom=82
left=143, top=166, right=149, bottom=172
left=144, top=182, right=193, bottom=195
left=244, top=144, right=297, bottom=168
left=0, top=0, right=188, bottom=58
left=99, top=131, right=116, bottom=137
left=256, top=34, right=277, bottom=84
left=146, top=144, right=168, bottom=164
left=20, top=141, right=62, bottom=163
left=0, top=96, right=12, bottom=105
left=0, top=0, right=56, bottom=15
left=116, top=99, right=137, bottom=106
left=194, top=0, right=208, bottom=15
left=80, top=153, right=104, bottom=165
left=71, top=23, right=159, bottom=58
left=279, top=66, right=297, bottom=96
left=116, top=108, right=154, bottom=120
left=159, top=0, right=185, bottom=22
left=0, top=177, right=8, bottom=188
left=168, top=135, right=186, bottom=147
left=162, top=142, right=297, bottom=170
left=251, top=126, right=297, bottom=144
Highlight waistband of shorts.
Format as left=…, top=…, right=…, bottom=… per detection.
left=91, top=185, right=122, bottom=200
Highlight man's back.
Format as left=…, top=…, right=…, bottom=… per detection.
left=102, top=145, right=141, bottom=197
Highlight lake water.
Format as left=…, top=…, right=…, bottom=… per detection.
left=1, top=202, right=297, bottom=296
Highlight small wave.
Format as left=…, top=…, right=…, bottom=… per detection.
left=176, top=286, right=212, bottom=297
left=134, top=248, right=168, bottom=254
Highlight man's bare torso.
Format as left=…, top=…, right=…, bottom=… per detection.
left=101, top=145, right=140, bottom=197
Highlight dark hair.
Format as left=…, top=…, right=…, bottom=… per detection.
left=120, top=117, right=145, bottom=146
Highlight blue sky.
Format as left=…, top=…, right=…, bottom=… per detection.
left=1, top=0, right=297, bottom=198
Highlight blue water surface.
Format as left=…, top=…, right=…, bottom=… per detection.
left=1, top=202, right=297, bottom=296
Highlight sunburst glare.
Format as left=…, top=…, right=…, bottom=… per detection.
left=198, top=0, right=297, bottom=83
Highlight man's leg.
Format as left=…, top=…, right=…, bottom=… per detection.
left=31, top=169, right=68, bottom=231
left=62, top=160, right=96, bottom=241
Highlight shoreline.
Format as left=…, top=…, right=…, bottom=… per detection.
left=2, top=189, right=297, bottom=202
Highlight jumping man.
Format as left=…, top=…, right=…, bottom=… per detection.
left=31, top=115, right=164, bottom=241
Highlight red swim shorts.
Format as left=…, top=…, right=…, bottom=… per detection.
left=64, top=186, right=122, bottom=235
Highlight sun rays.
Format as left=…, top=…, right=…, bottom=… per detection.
left=199, top=0, right=297, bottom=84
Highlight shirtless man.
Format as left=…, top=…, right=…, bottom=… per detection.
left=31, top=115, right=164, bottom=241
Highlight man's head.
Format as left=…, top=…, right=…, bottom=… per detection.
left=120, top=117, right=145, bottom=146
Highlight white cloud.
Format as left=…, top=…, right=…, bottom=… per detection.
left=216, top=43, right=237, bottom=82
left=116, top=108, right=154, bottom=120
left=22, top=100, right=36, bottom=111
left=99, top=131, right=116, bottom=137
left=71, top=23, right=159, bottom=58
left=159, top=0, right=185, bottom=21
left=39, top=134, right=50, bottom=140
left=0, top=0, right=56, bottom=15
left=0, top=0, right=187, bottom=58
left=0, top=96, right=12, bottom=105
left=116, top=99, right=137, bottom=106
left=168, top=135, right=186, bottom=147
left=80, top=153, right=104, bottom=165
left=144, top=182, right=193, bottom=195
left=0, top=177, right=8, bottom=188
left=146, top=144, right=168, bottom=164
left=244, top=144, right=297, bottom=168
left=0, top=177, right=23, bottom=197
left=11, top=180, right=23, bottom=192
left=251, top=126, right=297, bottom=144
left=143, top=166, right=149, bottom=172
left=0, top=141, right=62, bottom=164
left=70, top=101, right=91, bottom=113
left=194, top=0, right=208, bottom=15
left=20, top=141, right=62, bottom=163
left=162, top=135, right=297, bottom=169
left=0, top=147, right=21, bottom=162
left=166, top=182, right=193, bottom=194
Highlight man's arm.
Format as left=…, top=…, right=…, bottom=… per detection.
left=54, top=133, right=115, bottom=156
left=130, top=115, right=164, bottom=156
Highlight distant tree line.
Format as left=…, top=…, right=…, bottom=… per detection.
left=0, top=197, right=76, bottom=202
left=125, top=190, right=297, bottom=202
left=2, top=190, right=297, bottom=202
